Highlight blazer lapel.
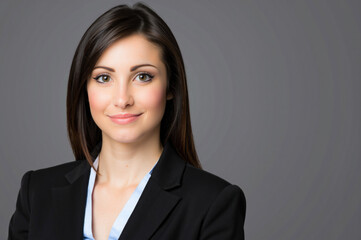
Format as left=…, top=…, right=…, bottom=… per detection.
left=48, top=141, right=186, bottom=240
left=119, top=141, right=186, bottom=240
left=50, top=159, right=91, bottom=239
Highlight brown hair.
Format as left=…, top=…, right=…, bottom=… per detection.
left=66, top=2, right=201, bottom=171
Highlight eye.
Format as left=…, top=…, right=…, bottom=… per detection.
left=135, top=72, right=154, bottom=82
left=93, top=74, right=111, bottom=83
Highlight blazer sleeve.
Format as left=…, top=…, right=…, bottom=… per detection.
left=199, top=184, right=246, bottom=240
left=8, top=170, right=33, bottom=240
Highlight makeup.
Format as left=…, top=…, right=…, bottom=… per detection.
left=109, top=113, right=142, bottom=124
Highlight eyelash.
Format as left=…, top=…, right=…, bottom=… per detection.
left=92, top=72, right=154, bottom=84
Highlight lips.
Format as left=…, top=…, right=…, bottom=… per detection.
left=109, top=113, right=142, bottom=119
left=108, top=113, right=143, bottom=125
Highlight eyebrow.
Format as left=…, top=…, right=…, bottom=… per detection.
left=93, top=64, right=158, bottom=72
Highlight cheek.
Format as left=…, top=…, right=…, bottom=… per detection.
left=139, top=86, right=166, bottom=112
left=87, top=85, right=109, bottom=114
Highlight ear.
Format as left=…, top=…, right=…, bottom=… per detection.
left=166, top=92, right=173, bottom=100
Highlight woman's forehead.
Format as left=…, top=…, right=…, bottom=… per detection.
left=94, top=34, right=163, bottom=69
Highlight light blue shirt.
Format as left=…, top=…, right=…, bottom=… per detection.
left=83, top=155, right=158, bottom=240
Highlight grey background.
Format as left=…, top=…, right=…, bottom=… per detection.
left=1, top=0, right=360, bottom=239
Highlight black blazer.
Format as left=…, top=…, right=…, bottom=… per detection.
left=8, top=142, right=246, bottom=240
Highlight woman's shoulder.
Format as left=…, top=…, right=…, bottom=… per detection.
left=180, top=163, right=246, bottom=203
left=30, top=160, right=84, bottom=176
left=21, top=160, right=86, bottom=188
left=183, top=164, right=231, bottom=188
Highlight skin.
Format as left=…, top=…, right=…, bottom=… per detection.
left=86, top=33, right=173, bottom=240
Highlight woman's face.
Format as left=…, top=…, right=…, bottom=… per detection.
left=87, top=33, right=172, bottom=145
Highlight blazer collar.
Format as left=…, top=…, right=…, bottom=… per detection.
left=148, top=141, right=186, bottom=190
left=64, top=140, right=186, bottom=189
left=119, top=141, right=185, bottom=239
left=64, top=141, right=101, bottom=184
left=54, top=141, right=186, bottom=240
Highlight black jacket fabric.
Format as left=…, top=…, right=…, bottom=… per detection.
left=8, top=141, right=246, bottom=239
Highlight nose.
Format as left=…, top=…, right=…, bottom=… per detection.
left=112, top=81, right=134, bottom=109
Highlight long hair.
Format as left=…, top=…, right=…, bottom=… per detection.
left=66, top=2, right=201, bottom=170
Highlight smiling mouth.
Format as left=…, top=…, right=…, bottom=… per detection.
left=109, top=113, right=143, bottom=119
left=108, top=113, right=142, bottom=124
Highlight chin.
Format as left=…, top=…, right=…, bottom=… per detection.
left=111, top=135, right=140, bottom=144
left=105, top=130, right=147, bottom=144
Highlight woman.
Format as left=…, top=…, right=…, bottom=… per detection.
left=8, top=3, right=246, bottom=240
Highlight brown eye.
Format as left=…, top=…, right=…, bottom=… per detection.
left=139, top=74, right=146, bottom=81
left=93, top=74, right=111, bottom=83
left=135, top=73, right=154, bottom=82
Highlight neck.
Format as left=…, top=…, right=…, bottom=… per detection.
left=96, top=133, right=163, bottom=188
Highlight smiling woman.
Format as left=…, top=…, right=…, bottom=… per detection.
left=87, top=34, right=172, bottom=148
left=8, top=2, right=246, bottom=240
